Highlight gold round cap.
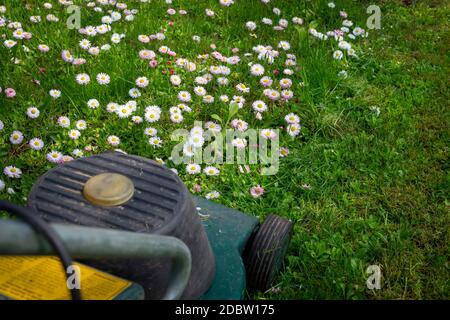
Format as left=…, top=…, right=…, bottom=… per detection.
left=83, top=173, right=134, bottom=206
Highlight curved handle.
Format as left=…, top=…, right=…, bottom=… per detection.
left=0, top=219, right=192, bottom=300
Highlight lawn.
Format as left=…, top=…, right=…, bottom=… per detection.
left=0, top=0, right=448, bottom=299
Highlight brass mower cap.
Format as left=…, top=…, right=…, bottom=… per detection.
left=83, top=172, right=134, bottom=206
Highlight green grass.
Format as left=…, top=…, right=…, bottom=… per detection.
left=0, top=0, right=449, bottom=299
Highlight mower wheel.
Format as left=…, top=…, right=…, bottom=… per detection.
left=244, top=214, right=293, bottom=291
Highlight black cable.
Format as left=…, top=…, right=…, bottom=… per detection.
left=0, top=200, right=81, bottom=300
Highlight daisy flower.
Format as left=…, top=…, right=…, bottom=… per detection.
left=106, top=102, right=119, bottom=113
left=232, top=138, right=247, bottom=149
left=231, top=119, right=248, bottom=132
left=29, top=138, right=44, bottom=151
left=186, top=163, right=201, bottom=174
left=236, top=83, right=250, bottom=93
left=148, top=136, right=162, bottom=148
left=49, top=89, right=61, bottom=99
left=61, top=50, right=73, bottom=62
left=87, top=99, right=100, bottom=109
left=79, top=39, right=91, bottom=50
left=5, top=88, right=16, bottom=98
left=183, top=143, right=196, bottom=157
left=135, top=76, right=149, bottom=88
left=250, top=64, right=265, bottom=76
left=144, top=127, right=158, bottom=136
left=280, top=78, right=292, bottom=88
left=333, top=50, right=344, bottom=60
left=68, top=129, right=81, bottom=140
left=145, top=109, right=161, bottom=122
left=285, top=113, right=300, bottom=124
left=117, top=106, right=132, bottom=118
left=261, top=129, right=277, bottom=140
left=76, top=73, right=90, bottom=85
left=38, top=44, right=50, bottom=52
left=47, top=151, right=63, bottom=163
left=96, top=73, right=110, bottom=85
left=189, top=134, right=205, bottom=148
left=76, top=120, right=87, bottom=130
left=129, top=88, right=141, bottom=98
left=278, top=41, right=291, bottom=51
left=9, top=131, right=24, bottom=144
left=4, top=40, right=17, bottom=49
left=260, top=76, right=273, bottom=87
left=57, top=116, right=70, bottom=128
left=266, top=89, right=280, bottom=101
left=139, top=49, right=156, bottom=60
left=107, top=135, right=120, bottom=146
left=194, top=86, right=206, bottom=96
left=219, top=0, right=234, bottom=6
left=205, top=191, right=220, bottom=199
left=3, top=166, right=22, bottom=178
left=72, top=149, right=84, bottom=157
left=27, top=106, right=40, bottom=119
left=246, top=21, right=257, bottom=31
left=170, top=75, right=182, bottom=86
left=178, top=91, right=191, bottom=103
left=190, top=126, right=204, bottom=136
left=204, top=166, right=220, bottom=176
left=205, top=121, right=221, bottom=132
left=287, top=123, right=301, bottom=136
left=132, top=116, right=143, bottom=124
left=203, top=95, right=214, bottom=104
left=250, top=185, right=265, bottom=198
left=280, top=147, right=290, bottom=157
left=252, top=100, right=267, bottom=113
left=170, top=113, right=184, bottom=123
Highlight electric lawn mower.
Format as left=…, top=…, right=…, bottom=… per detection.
left=0, top=152, right=293, bottom=300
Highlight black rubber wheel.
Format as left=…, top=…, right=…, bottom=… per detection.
left=244, top=214, right=293, bottom=291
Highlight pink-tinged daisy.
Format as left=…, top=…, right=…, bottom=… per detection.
left=135, top=76, right=149, bottom=88
left=57, top=116, right=70, bottom=128
left=186, top=163, right=201, bottom=175
left=87, top=99, right=100, bottom=109
left=231, top=119, right=248, bottom=132
left=96, top=73, right=110, bottom=85
left=132, top=116, right=143, bottom=124
left=205, top=191, right=220, bottom=199
left=49, top=89, right=61, bottom=99
left=260, top=129, right=277, bottom=140
left=285, top=113, right=300, bottom=124
left=27, top=106, right=40, bottom=119
left=232, top=138, right=247, bottom=149
left=287, top=123, right=301, bottom=137
left=5, top=88, right=16, bottom=98
left=129, top=88, right=141, bottom=98
left=148, top=136, right=163, bottom=148
left=76, top=120, right=87, bottom=130
left=47, top=151, right=63, bottom=163
left=260, top=76, right=273, bottom=87
left=170, top=75, right=182, bottom=86
left=29, top=138, right=44, bottom=151
left=38, top=44, right=50, bottom=52
left=252, top=100, right=267, bottom=113
left=4, top=166, right=22, bottom=178
left=250, top=185, right=265, bottom=198
left=279, top=147, right=290, bottom=157
left=219, top=0, right=234, bottom=7
left=203, top=166, right=220, bottom=176
left=68, top=129, right=81, bottom=140
left=9, top=131, right=24, bottom=144
left=178, top=91, right=191, bottom=102
left=107, top=135, right=120, bottom=146
left=76, top=73, right=90, bottom=85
